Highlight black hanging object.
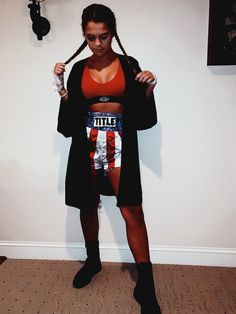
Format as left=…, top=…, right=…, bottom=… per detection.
left=28, top=0, right=50, bottom=40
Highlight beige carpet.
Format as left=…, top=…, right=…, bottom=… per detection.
left=0, top=259, right=235, bottom=314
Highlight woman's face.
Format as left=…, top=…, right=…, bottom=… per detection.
left=84, top=21, right=113, bottom=57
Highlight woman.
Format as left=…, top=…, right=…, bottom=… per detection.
left=53, top=4, right=161, bottom=314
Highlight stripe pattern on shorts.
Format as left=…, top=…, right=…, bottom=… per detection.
left=86, top=127, right=122, bottom=172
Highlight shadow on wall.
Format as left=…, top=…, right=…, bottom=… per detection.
left=138, top=123, right=162, bottom=177
left=52, top=133, right=70, bottom=194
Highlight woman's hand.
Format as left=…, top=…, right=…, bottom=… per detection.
left=54, top=62, right=66, bottom=76
left=135, top=70, right=157, bottom=99
left=135, top=70, right=157, bottom=86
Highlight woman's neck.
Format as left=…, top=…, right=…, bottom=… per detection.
left=90, top=49, right=117, bottom=64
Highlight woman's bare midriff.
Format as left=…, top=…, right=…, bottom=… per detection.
left=89, top=102, right=123, bottom=114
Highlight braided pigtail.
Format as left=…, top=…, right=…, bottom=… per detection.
left=114, top=31, right=139, bottom=77
left=64, top=40, right=87, bottom=65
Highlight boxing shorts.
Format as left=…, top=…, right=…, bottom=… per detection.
left=85, top=111, right=123, bottom=174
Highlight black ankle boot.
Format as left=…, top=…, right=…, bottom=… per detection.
left=133, top=262, right=162, bottom=314
left=73, top=240, right=102, bottom=288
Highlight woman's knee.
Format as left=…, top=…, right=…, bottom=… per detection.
left=80, top=201, right=100, bottom=218
left=120, top=206, right=145, bottom=226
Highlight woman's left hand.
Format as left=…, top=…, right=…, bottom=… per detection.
left=135, top=70, right=157, bottom=86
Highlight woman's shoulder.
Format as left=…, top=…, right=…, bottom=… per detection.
left=117, top=53, right=139, bottom=64
left=117, top=54, right=141, bottom=74
left=70, top=57, right=89, bottom=70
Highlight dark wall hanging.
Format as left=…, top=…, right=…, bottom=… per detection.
left=28, top=0, right=50, bottom=40
left=207, top=0, right=236, bottom=65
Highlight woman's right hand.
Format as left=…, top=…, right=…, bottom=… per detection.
left=53, top=62, right=66, bottom=76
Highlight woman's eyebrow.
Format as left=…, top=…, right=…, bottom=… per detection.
left=87, top=32, right=109, bottom=36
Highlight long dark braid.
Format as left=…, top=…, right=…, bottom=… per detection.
left=64, top=40, right=87, bottom=65
left=114, top=31, right=138, bottom=76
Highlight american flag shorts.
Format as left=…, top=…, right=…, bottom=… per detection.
left=86, top=112, right=123, bottom=173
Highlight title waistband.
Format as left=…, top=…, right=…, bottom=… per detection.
left=86, top=111, right=123, bottom=131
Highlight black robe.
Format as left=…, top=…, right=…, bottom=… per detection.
left=57, top=54, right=157, bottom=210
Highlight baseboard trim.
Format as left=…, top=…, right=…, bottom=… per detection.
left=0, top=241, right=236, bottom=267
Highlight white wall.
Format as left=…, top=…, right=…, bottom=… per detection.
left=1, top=0, right=236, bottom=266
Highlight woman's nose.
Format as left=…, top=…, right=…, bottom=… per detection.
left=95, top=38, right=101, bottom=46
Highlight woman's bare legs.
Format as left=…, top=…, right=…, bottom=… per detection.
left=107, top=167, right=162, bottom=313
left=107, top=167, right=150, bottom=263
left=119, top=206, right=150, bottom=263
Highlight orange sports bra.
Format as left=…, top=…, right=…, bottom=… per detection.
left=81, top=60, right=125, bottom=105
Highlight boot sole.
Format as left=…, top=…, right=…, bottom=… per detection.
left=133, top=288, right=162, bottom=313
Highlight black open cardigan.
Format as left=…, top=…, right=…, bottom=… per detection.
left=57, top=54, right=157, bottom=210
